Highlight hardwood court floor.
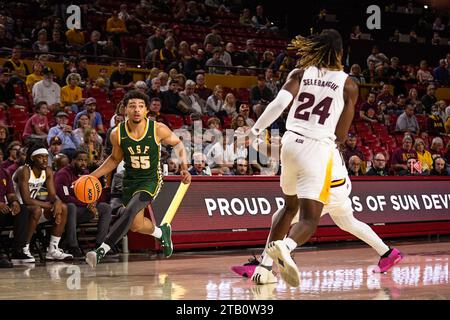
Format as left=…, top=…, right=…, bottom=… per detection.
left=0, top=238, right=449, bottom=300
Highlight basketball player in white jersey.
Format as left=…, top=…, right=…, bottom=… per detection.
left=242, top=30, right=402, bottom=286
left=13, top=143, right=73, bottom=261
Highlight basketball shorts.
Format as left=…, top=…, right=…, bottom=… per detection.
left=122, top=179, right=163, bottom=206
left=280, top=131, right=335, bottom=204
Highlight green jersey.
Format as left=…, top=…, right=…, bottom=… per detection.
left=117, top=119, right=163, bottom=203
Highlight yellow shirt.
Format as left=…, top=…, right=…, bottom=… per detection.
left=61, top=85, right=83, bottom=106
left=445, top=117, right=450, bottom=134
left=65, top=29, right=85, bottom=46
left=416, top=150, right=433, bottom=172
left=106, top=17, right=127, bottom=33
left=25, top=73, right=44, bottom=92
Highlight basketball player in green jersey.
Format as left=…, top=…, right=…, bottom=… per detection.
left=85, top=90, right=191, bottom=268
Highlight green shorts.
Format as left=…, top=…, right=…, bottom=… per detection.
left=122, top=179, right=163, bottom=206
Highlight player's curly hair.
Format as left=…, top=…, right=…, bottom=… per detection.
left=289, top=29, right=343, bottom=71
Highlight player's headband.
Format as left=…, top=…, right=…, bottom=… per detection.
left=31, top=148, right=49, bottom=157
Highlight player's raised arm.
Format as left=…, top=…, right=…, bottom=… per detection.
left=335, top=77, right=358, bottom=144
left=251, top=68, right=304, bottom=135
left=91, top=127, right=124, bottom=180
left=156, top=122, right=191, bottom=184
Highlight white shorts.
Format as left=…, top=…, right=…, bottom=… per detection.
left=280, top=131, right=335, bottom=203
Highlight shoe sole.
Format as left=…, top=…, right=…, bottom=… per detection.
left=267, top=241, right=300, bottom=287
left=11, top=258, right=36, bottom=264
left=45, top=256, right=73, bottom=261
left=85, top=252, right=97, bottom=268
left=378, top=254, right=404, bottom=273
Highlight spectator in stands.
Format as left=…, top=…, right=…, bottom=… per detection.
left=3, top=46, right=29, bottom=84
left=406, top=88, right=425, bottom=114
left=22, top=101, right=49, bottom=144
left=362, top=60, right=376, bottom=83
left=421, top=84, right=437, bottom=114
left=231, top=114, right=248, bottom=130
left=180, top=79, right=205, bottom=116
left=106, top=10, right=127, bottom=46
left=350, top=25, right=362, bottom=39
left=396, top=104, right=419, bottom=135
left=204, top=24, right=223, bottom=47
left=260, top=51, right=275, bottom=70
left=32, top=67, right=61, bottom=113
left=1, top=141, right=21, bottom=170
left=47, top=136, right=62, bottom=167
left=47, top=111, right=78, bottom=159
left=166, top=158, right=180, bottom=175
left=101, top=36, right=122, bottom=58
left=342, top=134, right=364, bottom=165
left=414, top=138, right=433, bottom=173
left=225, top=42, right=242, bottom=67
left=72, top=113, right=103, bottom=148
left=205, top=48, right=226, bottom=74
left=347, top=155, right=363, bottom=176
left=264, top=68, right=278, bottom=96
left=134, top=81, right=148, bottom=94
left=162, top=79, right=190, bottom=115
left=118, top=3, right=131, bottom=21
left=145, top=26, right=165, bottom=61
left=349, top=64, right=365, bottom=84
left=417, top=60, right=434, bottom=84
left=387, top=57, right=407, bottom=95
left=219, top=46, right=232, bottom=68
left=147, top=77, right=164, bottom=101
left=0, top=125, right=10, bottom=156
left=159, top=37, right=179, bottom=72
left=66, top=27, right=85, bottom=50
left=6, top=146, right=26, bottom=177
left=252, top=5, right=278, bottom=32
left=81, top=30, right=104, bottom=59
left=430, top=137, right=445, bottom=158
left=242, top=39, right=259, bottom=67
left=77, top=57, right=89, bottom=85
left=48, top=29, right=66, bottom=54
left=206, top=84, right=226, bottom=117
left=359, top=92, right=377, bottom=119
left=432, top=17, right=445, bottom=32
left=0, top=24, right=14, bottom=48
left=189, top=152, right=211, bottom=176
left=430, top=156, right=448, bottom=176
left=184, top=49, right=206, bottom=80
left=148, top=98, right=162, bottom=122
left=178, top=41, right=192, bottom=62
left=0, top=164, right=29, bottom=265
left=377, top=84, right=396, bottom=108
left=362, top=105, right=378, bottom=124
left=436, top=100, right=447, bottom=120
left=239, top=8, right=253, bottom=28
left=366, top=45, right=388, bottom=68
left=195, top=73, right=212, bottom=102
left=110, top=61, right=134, bottom=90
left=391, top=135, right=417, bottom=175
left=61, top=73, right=84, bottom=113
left=434, top=59, right=449, bottom=85
left=232, top=157, right=251, bottom=175
left=374, top=64, right=388, bottom=84
left=158, top=72, right=169, bottom=91
left=14, top=143, right=73, bottom=262
left=428, top=104, right=446, bottom=136
left=223, top=93, right=238, bottom=118
left=53, top=153, right=69, bottom=172
left=25, top=61, right=43, bottom=93
left=238, top=103, right=255, bottom=127
left=445, top=141, right=450, bottom=163
left=79, top=128, right=104, bottom=171
left=55, top=150, right=111, bottom=258
left=73, top=97, right=104, bottom=135
left=0, top=68, right=15, bottom=106
left=32, top=29, right=49, bottom=53
left=366, top=153, right=388, bottom=176
left=250, top=75, right=274, bottom=118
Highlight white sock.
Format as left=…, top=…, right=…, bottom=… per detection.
left=50, top=236, right=61, bottom=249
left=283, top=237, right=297, bottom=252
left=261, top=252, right=273, bottom=267
left=99, top=243, right=111, bottom=254
left=151, top=226, right=162, bottom=239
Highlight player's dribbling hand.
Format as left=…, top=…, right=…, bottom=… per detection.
left=180, top=170, right=191, bottom=184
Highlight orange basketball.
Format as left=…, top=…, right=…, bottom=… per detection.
left=74, top=175, right=102, bottom=204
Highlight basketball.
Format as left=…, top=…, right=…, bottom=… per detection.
left=74, top=175, right=102, bottom=204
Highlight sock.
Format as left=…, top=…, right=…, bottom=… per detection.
left=50, top=236, right=61, bottom=250
left=283, top=237, right=297, bottom=252
left=99, top=243, right=111, bottom=254
left=151, top=226, right=162, bottom=239
left=381, top=248, right=392, bottom=258
left=261, top=253, right=273, bottom=269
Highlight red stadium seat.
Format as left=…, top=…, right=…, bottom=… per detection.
left=161, top=114, right=185, bottom=129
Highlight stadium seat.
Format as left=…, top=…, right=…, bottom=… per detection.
left=161, top=114, right=185, bottom=129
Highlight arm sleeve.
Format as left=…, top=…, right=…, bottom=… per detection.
left=251, top=89, right=294, bottom=135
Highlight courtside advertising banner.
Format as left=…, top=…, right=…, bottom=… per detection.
left=152, top=177, right=450, bottom=232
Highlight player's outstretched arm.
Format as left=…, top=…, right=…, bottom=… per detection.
left=251, top=68, right=304, bottom=135
left=335, top=77, right=358, bottom=144
left=156, top=122, right=191, bottom=184
left=91, top=128, right=124, bottom=180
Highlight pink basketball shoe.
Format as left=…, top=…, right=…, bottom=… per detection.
left=376, top=248, right=403, bottom=273
left=231, top=256, right=260, bottom=278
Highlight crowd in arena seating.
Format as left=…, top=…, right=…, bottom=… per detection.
left=0, top=1, right=450, bottom=266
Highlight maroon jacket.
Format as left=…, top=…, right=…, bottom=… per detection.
left=54, top=165, right=87, bottom=207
